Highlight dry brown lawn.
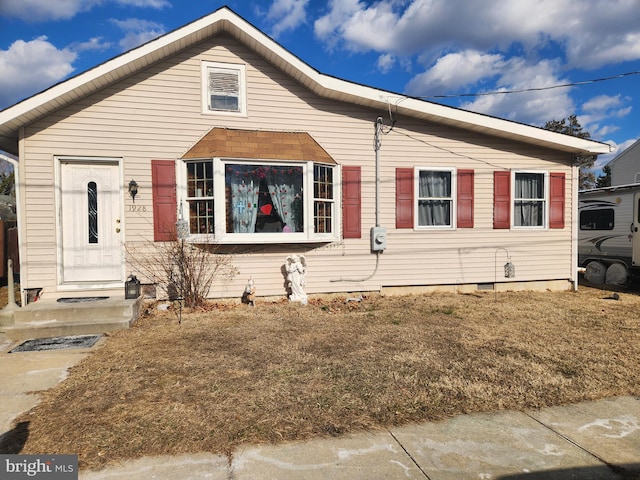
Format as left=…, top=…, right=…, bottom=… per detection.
left=13, top=285, right=640, bottom=470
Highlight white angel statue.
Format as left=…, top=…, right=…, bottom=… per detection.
left=285, top=254, right=307, bottom=304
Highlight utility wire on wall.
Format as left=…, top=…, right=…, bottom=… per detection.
left=330, top=116, right=393, bottom=284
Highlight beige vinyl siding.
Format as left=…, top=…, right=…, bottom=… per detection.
left=21, top=33, right=576, bottom=297
left=20, top=151, right=57, bottom=290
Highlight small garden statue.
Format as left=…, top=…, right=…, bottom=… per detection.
left=285, top=254, right=307, bottom=304
left=242, top=277, right=256, bottom=306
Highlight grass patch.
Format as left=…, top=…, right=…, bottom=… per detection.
left=15, top=286, right=640, bottom=470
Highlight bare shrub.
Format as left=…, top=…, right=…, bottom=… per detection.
left=126, top=234, right=238, bottom=308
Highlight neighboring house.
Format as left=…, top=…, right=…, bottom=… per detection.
left=607, top=139, right=640, bottom=186
left=0, top=7, right=610, bottom=302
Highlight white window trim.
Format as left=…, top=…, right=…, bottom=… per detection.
left=414, top=166, right=456, bottom=230
left=511, top=170, right=549, bottom=230
left=313, top=164, right=339, bottom=241
left=201, top=61, right=247, bottom=116
left=178, top=158, right=339, bottom=244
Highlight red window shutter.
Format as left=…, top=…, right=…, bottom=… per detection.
left=342, top=166, right=361, bottom=238
left=457, top=169, right=474, bottom=228
left=396, top=168, right=414, bottom=229
left=493, top=171, right=511, bottom=229
left=151, top=160, right=177, bottom=242
left=549, top=172, right=565, bottom=229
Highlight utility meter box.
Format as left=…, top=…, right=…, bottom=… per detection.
left=370, top=226, right=387, bottom=252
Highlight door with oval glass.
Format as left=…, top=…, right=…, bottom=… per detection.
left=60, top=161, right=123, bottom=283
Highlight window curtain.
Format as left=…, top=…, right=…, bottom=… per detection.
left=268, top=183, right=297, bottom=232
left=230, top=181, right=259, bottom=233
left=418, top=171, right=451, bottom=226
left=515, top=173, right=544, bottom=226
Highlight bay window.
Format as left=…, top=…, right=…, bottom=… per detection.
left=180, top=158, right=337, bottom=242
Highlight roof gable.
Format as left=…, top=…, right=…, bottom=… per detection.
left=0, top=7, right=611, bottom=157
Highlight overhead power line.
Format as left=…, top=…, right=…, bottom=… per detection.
left=419, top=70, right=640, bottom=99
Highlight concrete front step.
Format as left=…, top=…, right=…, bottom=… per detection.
left=12, top=297, right=140, bottom=324
left=2, top=318, right=136, bottom=340
left=0, top=296, right=143, bottom=340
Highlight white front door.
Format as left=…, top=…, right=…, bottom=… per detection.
left=634, top=192, right=640, bottom=267
left=60, top=161, right=123, bottom=283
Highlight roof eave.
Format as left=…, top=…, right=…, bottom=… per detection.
left=294, top=79, right=612, bottom=155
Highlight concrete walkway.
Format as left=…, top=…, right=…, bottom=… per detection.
left=1, top=336, right=639, bottom=479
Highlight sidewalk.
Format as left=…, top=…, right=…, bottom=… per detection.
left=1, top=336, right=639, bottom=479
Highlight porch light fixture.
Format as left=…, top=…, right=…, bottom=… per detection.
left=128, top=179, right=138, bottom=202
left=125, top=274, right=141, bottom=299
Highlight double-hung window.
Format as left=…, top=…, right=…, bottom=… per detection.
left=314, top=165, right=334, bottom=233
left=180, top=158, right=337, bottom=243
left=202, top=61, right=246, bottom=115
left=513, top=171, right=547, bottom=228
left=186, top=161, right=214, bottom=234
left=416, top=168, right=454, bottom=228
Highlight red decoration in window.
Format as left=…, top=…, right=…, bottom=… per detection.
left=260, top=204, right=273, bottom=215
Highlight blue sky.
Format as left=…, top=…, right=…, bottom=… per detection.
left=2, top=0, right=640, bottom=172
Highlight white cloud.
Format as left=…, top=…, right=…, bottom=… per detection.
left=0, top=37, right=76, bottom=107
left=579, top=94, right=632, bottom=140
left=460, top=59, right=575, bottom=126
left=0, top=0, right=101, bottom=22
left=313, top=0, right=363, bottom=49
left=265, top=0, right=309, bottom=38
left=376, top=53, right=395, bottom=74
left=115, top=0, right=170, bottom=7
left=583, top=94, right=625, bottom=114
left=0, top=0, right=169, bottom=22
left=70, top=37, right=112, bottom=52
left=405, top=50, right=505, bottom=97
left=315, top=0, right=400, bottom=53
left=314, top=0, right=640, bottom=68
left=110, top=18, right=165, bottom=51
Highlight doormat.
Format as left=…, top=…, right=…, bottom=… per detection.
left=9, top=334, right=102, bottom=353
left=57, top=296, right=109, bottom=303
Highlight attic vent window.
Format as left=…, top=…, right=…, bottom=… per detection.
left=202, top=61, right=246, bottom=115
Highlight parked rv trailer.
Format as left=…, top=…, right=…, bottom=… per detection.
left=578, top=184, right=640, bottom=284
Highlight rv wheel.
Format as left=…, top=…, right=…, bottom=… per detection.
left=584, top=261, right=606, bottom=284
left=605, top=263, right=628, bottom=286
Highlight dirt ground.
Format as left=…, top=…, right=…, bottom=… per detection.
left=8, top=284, right=640, bottom=470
